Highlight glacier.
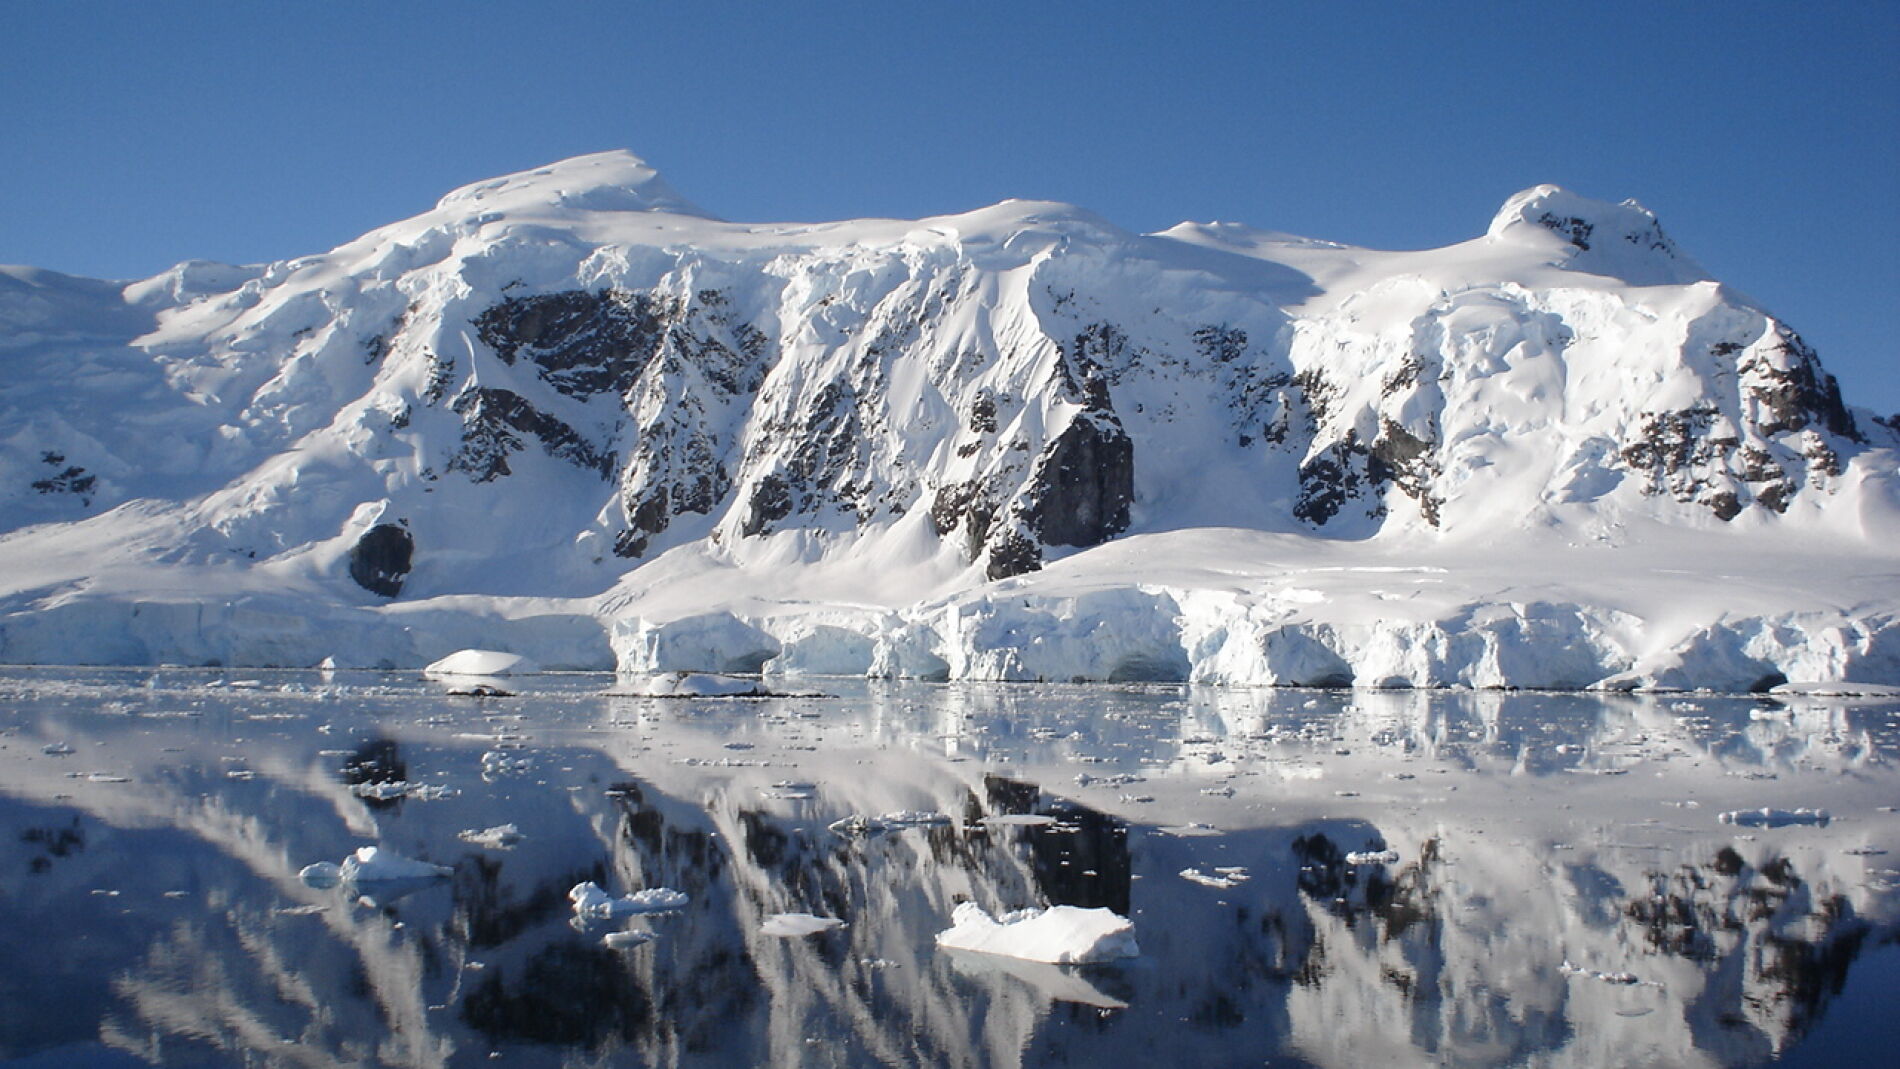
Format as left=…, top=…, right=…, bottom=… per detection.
left=1, top=150, right=1895, bottom=689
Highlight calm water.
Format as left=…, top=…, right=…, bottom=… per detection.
left=2, top=667, right=1896, bottom=1068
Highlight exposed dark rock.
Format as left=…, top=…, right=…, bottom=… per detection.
left=1294, top=437, right=1375, bottom=527
left=1023, top=413, right=1133, bottom=548
left=968, top=392, right=998, bottom=434
left=475, top=289, right=674, bottom=399
left=1620, top=406, right=1747, bottom=519
left=422, top=349, right=454, bottom=403
left=1368, top=420, right=1442, bottom=526
left=929, top=479, right=999, bottom=559
left=740, top=473, right=795, bottom=538
left=347, top=523, right=413, bottom=598
left=1739, top=327, right=1860, bottom=442
left=1193, top=324, right=1249, bottom=364
left=448, top=387, right=612, bottom=482
left=1063, top=323, right=1132, bottom=395
left=985, top=527, right=1042, bottom=581
left=1537, top=213, right=1594, bottom=251
left=31, top=451, right=96, bottom=505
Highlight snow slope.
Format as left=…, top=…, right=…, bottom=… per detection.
left=1, top=151, right=1895, bottom=687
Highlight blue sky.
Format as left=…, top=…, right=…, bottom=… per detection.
left=4, top=1, right=1896, bottom=409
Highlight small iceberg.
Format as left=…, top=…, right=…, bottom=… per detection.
left=935, top=902, right=1139, bottom=964
left=481, top=750, right=533, bottom=776
left=760, top=912, right=846, bottom=937
left=1180, top=866, right=1250, bottom=889
left=300, top=846, right=452, bottom=888
left=457, top=824, right=523, bottom=849
left=828, top=810, right=954, bottom=837
left=603, top=930, right=657, bottom=950
left=569, top=881, right=689, bottom=918
left=1345, top=849, right=1401, bottom=865
left=424, top=649, right=540, bottom=678
left=616, top=672, right=774, bottom=698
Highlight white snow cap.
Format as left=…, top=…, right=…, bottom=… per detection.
left=434, top=149, right=714, bottom=219
left=1487, top=183, right=1707, bottom=285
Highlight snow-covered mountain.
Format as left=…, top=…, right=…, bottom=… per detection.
left=2, top=150, right=1895, bottom=687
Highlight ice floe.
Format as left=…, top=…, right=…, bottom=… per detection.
left=617, top=671, right=775, bottom=698
left=568, top=881, right=689, bottom=918
left=1344, top=849, right=1401, bottom=865
left=457, top=824, right=523, bottom=849
left=828, top=811, right=954, bottom=837
left=1180, top=866, right=1251, bottom=889
left=934, top=902, right=1139, bottom=964
left=300, top=846, right=452, bottom=888
left=760, top=913, right=846, bottom=937
left=351, top=780, right=458, bottom=801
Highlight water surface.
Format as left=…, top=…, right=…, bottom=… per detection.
left=2, top=668, right=1896, bottom=1067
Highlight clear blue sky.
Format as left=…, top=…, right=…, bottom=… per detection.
left=4, top=1, right=1895, bottom=410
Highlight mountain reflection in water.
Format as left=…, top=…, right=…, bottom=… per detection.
left=0, top=669, right=1895, bottom=1067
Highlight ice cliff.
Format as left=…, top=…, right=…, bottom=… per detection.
left=2, top=150, right=1895, bottom=688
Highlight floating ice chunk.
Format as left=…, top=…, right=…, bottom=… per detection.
left=934, top=902, right=1139, bottom=964
left=1158, top=823, right=1222, bottom=837
left=881, top=810, right=951, bottom=826
left=603, top=930, right=656, bottom=949
left=351, top=780, right=457, bottom=801
left=1345, top=849, right=1401, bottom=865
left=829, top=810, right=952, bottom=837
left=423, top=649, right=540, bottom=678
left=569, top=881, right=689, bottom=918
left=828, top=815, right=884, bottom=837
left=1560, top=960, right=1659, bottom=987
left=618, top=672, right=772, bottom=698
left=1181, top=866, right=1249, bottom=888
left=981, top=814, right=1058, bottom=827
left=1718, top=807, right=1830, bottom=827
left=1075, top=772, right=1143, bottom=788
left=41, top=742, right=75, bottom=756
left=481, top=750, right=533, bottom=776
left=299, top=861, right=343, bottom=888
left=760, top=912, right=846, bottom=937
left=457, top=824, right=523, bottom=849
left=339, top=846, right=453, bottom=882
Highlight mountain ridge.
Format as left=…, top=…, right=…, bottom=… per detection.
left=1, top=151, right=1894, bottom=688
